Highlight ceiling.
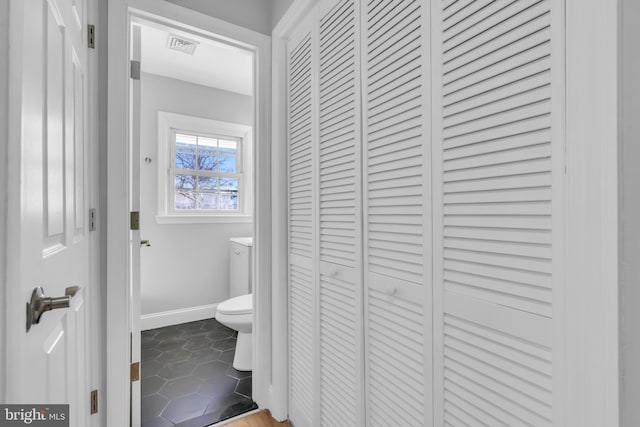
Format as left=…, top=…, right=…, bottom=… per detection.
left=140, top=24, right=254, bottom=96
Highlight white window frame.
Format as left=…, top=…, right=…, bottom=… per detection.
left=156, top=111, right=253, bottom=224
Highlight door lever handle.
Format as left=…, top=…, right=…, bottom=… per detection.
left=26, top=286, right=80, bottom=332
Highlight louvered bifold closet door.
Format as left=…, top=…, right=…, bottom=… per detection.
left=287, top=21, right=317, bottom=427
left=317, top=0, right=364, bottom=425
left=432, top=1, right=563, bottom=426
left=363, top=0, right=433, bottom=426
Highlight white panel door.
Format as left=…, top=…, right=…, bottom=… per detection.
left=287, top=11, right=318, bottom=427
left=432, top=0, right=563, bottom=425
left=362, top=0, right=433, bottom=425
left=5, top=0, right=94, bottom=424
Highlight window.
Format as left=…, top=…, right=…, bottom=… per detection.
left=157, top=112, right=252, bottom=223
left=173, top=132, right=241, bottom=211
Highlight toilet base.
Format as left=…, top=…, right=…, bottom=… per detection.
left=233, top=331, right=252, bottom=371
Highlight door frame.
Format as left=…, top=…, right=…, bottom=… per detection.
left=270, top=0, right=319, bottom=421
left=106, top=1, right=273, bottom=424
left=563, top=0, right=620, bottom=425
left=0, top=0, right=9, bottom=404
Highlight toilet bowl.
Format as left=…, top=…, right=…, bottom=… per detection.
left=216, top=293, right=252, bottom=371
left=216, top=237, right=254, bottom=371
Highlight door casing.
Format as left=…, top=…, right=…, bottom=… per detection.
left=0, top=0, right=9, bottom=403
left=106, top=0, right=273, bottom=424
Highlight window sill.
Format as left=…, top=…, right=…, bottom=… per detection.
left=156, top=214, right=253, bottom=224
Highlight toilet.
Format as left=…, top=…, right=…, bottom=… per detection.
left=215, top=237, right=253, bottom=371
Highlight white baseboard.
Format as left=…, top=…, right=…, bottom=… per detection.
left=140, top=303, right=218, bottom=330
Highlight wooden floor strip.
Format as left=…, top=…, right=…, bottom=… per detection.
left=217, top=410, right=292, bottom=427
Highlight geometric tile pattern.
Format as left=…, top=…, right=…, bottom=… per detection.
left=141, top=318, right=257, bottom=427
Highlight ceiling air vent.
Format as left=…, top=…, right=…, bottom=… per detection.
left=166, top=35, right=199, bottom=55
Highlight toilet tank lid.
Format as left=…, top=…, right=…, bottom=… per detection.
left=217, top=294, right=252, bottom=315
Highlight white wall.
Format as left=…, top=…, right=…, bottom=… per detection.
left=139, top=72, right=252, bottom=320
left=0, top=0, right=8, bottom=404
left=621, top=1, right=640, bottom=425
left=164, top=0, right=293, bottom=35
left=270, top=0, right=295, bottom=30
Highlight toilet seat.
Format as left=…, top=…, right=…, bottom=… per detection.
left=217, top=293, right=252, bottom=315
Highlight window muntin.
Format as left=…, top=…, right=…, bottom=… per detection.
left=156, top=112, right=252, bottom=223
left=171, top=132, right=243, bottom=212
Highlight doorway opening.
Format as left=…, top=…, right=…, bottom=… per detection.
left=107, top=2, right=274, bottom=424
left=133, top=17, right=257, bottom=427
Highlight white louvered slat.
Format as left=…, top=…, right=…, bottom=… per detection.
left=364, top=0, right=431, bottom=426
left=443, top=0, right=482, bottom=24
left=434, top=0, right=558, bottom=424
left=365, top=0, right=427, bottom=285
left=319, top=0, right=359, bottom=269
left=443, top=321, right=554, bottom=425
left=289, top=263, right=315, bottom=422
left=367, top=289, right=426, bottom=427
left=287, top=30, right=315, bottom=427
left=289, top=34, right=314, bottom=260
left=442, top=0, right=541, bottom=48
left=320, top=272, right=358, bottom=427
left=318, top=0, right=363, bottom=425
left=443, top=6, right=551, bottom=74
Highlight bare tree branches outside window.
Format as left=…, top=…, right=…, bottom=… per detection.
left=173, top=133, right=241, bottom=211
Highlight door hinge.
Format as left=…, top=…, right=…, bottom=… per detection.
left=89, top=208, right=96, bottom=231
left=88, top=24, right=95, bottom=49
left=130, top=211, right=139, bottom=230
left=130, top=362, right=140, bottom=382
left=90, top=390, right=98, bottom=414
left=130, top=60, right=141, bottom=80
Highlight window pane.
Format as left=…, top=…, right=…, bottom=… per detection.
left=219, top=178, right=239, bottom=210
left=175, top=191, right=197, bottom=210
left=218, top=154, right=237, bottom=173
left=176, top=133, right=197, bottom=146
left=176, top=134, right=197, bottom=169
left=198, top=176, right=217, bottom=190
left=169, top=130, right=245, bottom=214
left=220, top=178, right=238, bottom=192
left=197, top=193, right=218, bottom=210
left=198, top=136, right=217, bottom=148
left=198, top=149, right=218, bottom=171
left=219, top=194, right=238, bottom=210
left=219, top=139, right=237, bottom=151
left=175, top=174, right=196, bottom=189
left=175, top=147, right=196, bottom=170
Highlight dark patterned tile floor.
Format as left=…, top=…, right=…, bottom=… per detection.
left=141, top=318, right=257, bottom=427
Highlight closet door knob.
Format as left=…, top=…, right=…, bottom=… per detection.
left=383, top=286, right=397, bottom=296
left=329, top=265, right=339, bottom=277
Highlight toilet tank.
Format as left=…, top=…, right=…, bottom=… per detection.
left=229, top=237, right=253, bottom=298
